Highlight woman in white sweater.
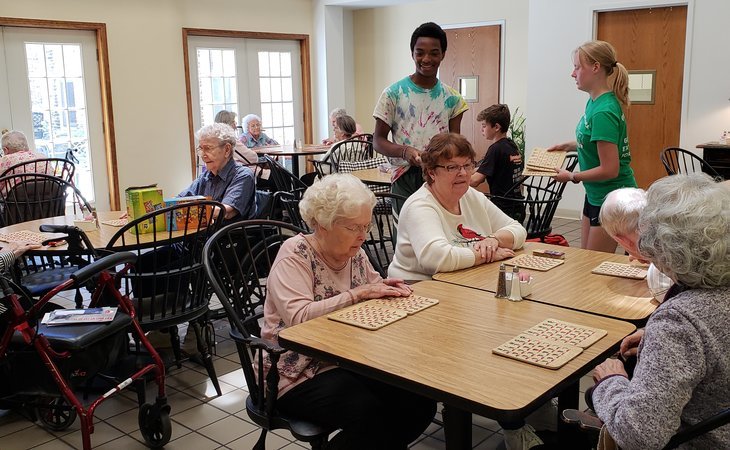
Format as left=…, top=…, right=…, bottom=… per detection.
left=389, top=132, right=527, bottom=281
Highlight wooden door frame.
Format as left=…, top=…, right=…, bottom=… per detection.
left=182, top=28, right=312, bottom=178
left=441, top=20, right=506, bottom=105
left=0, top=16, right=120, bottom=210
left=589, top=0, right=695, bottom=145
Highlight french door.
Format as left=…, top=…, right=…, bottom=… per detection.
left=0, top=26, right=108, bottom=210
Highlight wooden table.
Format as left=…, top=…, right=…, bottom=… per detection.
left=350, top=167, right=392, bottom=186
left=254, top=144, right=329, bottom=176
left=433, top=242, right=656, bottom=323
left=696, top=141, right=730, bottom=179
left=0, top=211, right=185, bottom=251
left=279, top=280, right=635, bottom=449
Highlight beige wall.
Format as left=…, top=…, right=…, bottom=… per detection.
left=351, top=0, right=530, bottom=138
left=0, top=0, right=314, bottom=205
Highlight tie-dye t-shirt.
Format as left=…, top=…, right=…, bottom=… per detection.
left=373, top=76, right=468, bottom=180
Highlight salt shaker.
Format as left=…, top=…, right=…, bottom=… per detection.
left=507, top=266, right=523, bottom=302
left=495, top=263, right=508, bottom=298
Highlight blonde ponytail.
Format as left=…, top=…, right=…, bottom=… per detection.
left=612, top=62, right=630, bottom=108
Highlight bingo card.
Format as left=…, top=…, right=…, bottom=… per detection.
left=591, top=261, right=647, bottom=280
left=492, top=334, right=582, bottom=369
left=101, top=219, right=129, bottom=227
left=328, top=303, right=407, bottom=330
left=503, top=254, right=565, bottom=271
left=0, top=230, right=50, bottom=245
left=369, top=294, right=439, bottom=315
left=523, top=318, right=607, bottom=349
left=525, top=148, right=567, bottom=171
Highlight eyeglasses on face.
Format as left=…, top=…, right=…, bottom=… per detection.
left=434, top=162, right=476, bottom=173
left=339, top=222, right=373, bottom=234
left=196, top=143, right=225, bottom=155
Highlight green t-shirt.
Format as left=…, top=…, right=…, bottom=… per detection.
left=576, top=92, right=637, bottom=206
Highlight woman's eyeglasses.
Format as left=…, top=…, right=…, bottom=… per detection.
left=339, top=222, right=373, bottom=234
left=434, top=162, right=476, bottom=173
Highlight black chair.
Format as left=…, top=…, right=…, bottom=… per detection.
left=660, top=147, right=722, bottom=179
left=202, top=220, right=331, bottom=450
left=0, top=158, right=75, bottom=183
left=105, top=200, right=226, bottom=396
left=487, top=152, right=578, bottom=240
left=364, top=192, right=406, bottom=277
left=0, top=173, right=92, bottom=227
left=313, top=135, right=374, bottom=178
left=272, top=191, right=311, bottom=231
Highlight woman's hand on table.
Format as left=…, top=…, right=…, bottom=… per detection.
left=620, top=328, right=645, bottom=359
left=351, top=279, right=412, bottom=303
left=3, top=241, right=42, bottom=257
left=593, top=358, right=628, bottom=383
left=473, top=239, right=515, bottom=264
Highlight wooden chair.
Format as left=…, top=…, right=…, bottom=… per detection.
left=0, top=173, right=92, bottom=227
left=487, top=152, right=578, bottom=240
left=105, top=200, right=226, bottom=396
left=0, top=158, right=75, bottom=183
left=202, top=220, right=331, bottom=450
left=660, top=147, right=722, bottom=179
left=363, top=192, right=406, bottom=277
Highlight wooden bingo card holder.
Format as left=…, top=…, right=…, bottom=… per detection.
left=369, top=294, right=439, bottom=315
left=328, top=303, right=407, bottom=330
left=591, top=261, right=648, bottom=280
left=492, top=334, right=582, bottom=370
left=504, top=254, right=565, bottom=271
left=0, top=230, right=50, bottom=245
left=523, top=318, right=607, bottom=349
left=101, top=219, right=129, bottom=227
left=522, top=148, right=567, bottom=177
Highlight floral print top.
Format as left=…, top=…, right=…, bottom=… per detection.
left=260, top=233, right=382, bottom=397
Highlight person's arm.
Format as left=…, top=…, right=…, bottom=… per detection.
left=220, top=166, right=256, bottom=220
left=373, top=118, right=422, bottom=166
left=0, top=250, right=16, bottom=273
left=547, top=141, right=578, bottom=152
left=481, top=194, right=526, bottom=249
left=592, top=308, right=707, bottom=449
left=554, top=141, right=619, bottom=183
left=448, top=112, right=464, bottom=134
left=469, top=171, right=487, bottom=188
left=178, top=177, right=200, bottom=198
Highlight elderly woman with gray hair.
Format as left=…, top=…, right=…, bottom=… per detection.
left=239, top=113, right=278, bottom=148
left=590, top=173, right=730, bottom=449
left=261, top=173, right=436, bottom=449
left=180, top=122, right=256, bottom=221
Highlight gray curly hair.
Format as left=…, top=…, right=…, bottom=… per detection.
left=638, top=173, right=730, bottom=288
left=299, top=173, right=375, bottom=230
left=241, top=114, right=262, bottom=132
left=195, top=123, right=237, bottom=156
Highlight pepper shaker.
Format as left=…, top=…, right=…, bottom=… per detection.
left=495, top=263, right=508, bottom=298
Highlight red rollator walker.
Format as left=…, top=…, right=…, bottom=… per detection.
left=0, top=251, right=172, bottom=449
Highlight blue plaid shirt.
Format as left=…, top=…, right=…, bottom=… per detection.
left=179, top=158, right=256, bottom=220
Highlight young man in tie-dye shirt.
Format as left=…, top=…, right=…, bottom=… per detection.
left=373, top=22, right=468, bottom=213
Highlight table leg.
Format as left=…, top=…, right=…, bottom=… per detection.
left=442, top=404, right=471, bottom=450
left=557, top=380, right=585, bottom=447
left=291, top=155, right=300, bottom=178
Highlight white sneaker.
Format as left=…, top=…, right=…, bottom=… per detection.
left=503, top=424, right=544, bottom=450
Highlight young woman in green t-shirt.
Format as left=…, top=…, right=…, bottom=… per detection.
left=549, top=40, right=638, bottom=253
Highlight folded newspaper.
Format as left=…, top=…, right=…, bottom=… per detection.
left=41, top=307, right=117, bottom=326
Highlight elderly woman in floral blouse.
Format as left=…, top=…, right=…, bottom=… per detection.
left=261, top=173, right=436, bottom=450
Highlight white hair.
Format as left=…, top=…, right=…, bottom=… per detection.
left=329, top=108, right=347, bottom=120
left=241, top=114, right=262, bottom=132
left=1, top=130, right=30, bottom=154
left=599, top=188, right=647, bottom=237
left=214, top=110, right=237, bottom=129
left=299, top=173, right=375, bottom=230
left=196, top=123, right=237, bottom=159
left=638, top=173, right=730, bottom=288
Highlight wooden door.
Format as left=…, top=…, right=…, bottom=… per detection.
left=441, top=26, right=501, bottom=161
left=597, top=6, right=687, bottom=188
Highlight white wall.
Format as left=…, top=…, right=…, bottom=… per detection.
left=351, top=0, right=530, bottom=136
left=0, top=0, right=315, bottom=207
left=527, top=0, right=730, bottom=218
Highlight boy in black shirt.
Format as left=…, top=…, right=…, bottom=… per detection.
left=470, top=104, right=525, bottom=222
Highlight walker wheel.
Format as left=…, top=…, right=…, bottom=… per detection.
left=138, top=402, right=172, bottom=448
left=35, top=396, right=77, bottom=431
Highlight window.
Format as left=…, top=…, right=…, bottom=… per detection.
left=258, top=51, right=295, bottom=145
left=196, top=48, right=238, bottom=127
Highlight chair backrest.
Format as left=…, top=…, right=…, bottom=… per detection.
left=660, top=147, right=722, bottom=179
left=0, top=158, right=75, bottom=183
left=336, top=156, right=390, bottom=194
left=202, top=220, right=306, bottom=402
left=0, top=173, right=92, bottom=226
left=105, top=200, right=225, bottom=329
left=363, top=192, right=406, bottom=277
left=272, top=191, right=311, bottom=231
left=263, top=155, right=308, bottom=199
left=330, top=137, right=374, bottom=172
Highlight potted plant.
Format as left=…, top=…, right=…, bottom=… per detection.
left=508, top=107, right=526, bottom=163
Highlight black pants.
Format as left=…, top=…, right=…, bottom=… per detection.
left=277, top=369, right=436, bottom=450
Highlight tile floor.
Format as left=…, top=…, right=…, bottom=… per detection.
left=0, top=217, right=623, bottom=449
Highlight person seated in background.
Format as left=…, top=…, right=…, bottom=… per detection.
left=0, top=130, right=55, bottom=189
left=599, top=187, right=672, bottom=302
left=332, top=114, right=357, bottom=143
left=180, top=123, right=256, bottom=222
left=214, top=110, right=271, bottom=186
left=322, top=108, right=364, bottom=145
left=262, top=173, right=436, bottom=449
left=389, top=133, right=526, bottom=281
left=239, top=114, right=278, bottom=148
left=469, top=104, right=525, bottom=222
left=591, top=173, right=730, bottom=449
